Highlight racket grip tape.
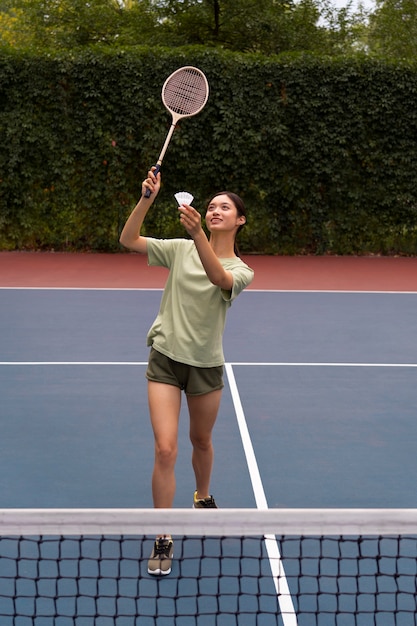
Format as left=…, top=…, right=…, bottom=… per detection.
left=144, top=164, right=161, bottom=198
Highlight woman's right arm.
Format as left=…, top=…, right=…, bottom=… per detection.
left=119, top=169, right=161, bottom=254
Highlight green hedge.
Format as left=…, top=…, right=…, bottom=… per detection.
left=1, top=47, right=416, bottom=254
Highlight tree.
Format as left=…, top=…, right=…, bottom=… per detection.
left=0, top=0, right=378, bottom=56
left=367, top=0, right=417, bottom=58
left=150, top=0, right=351, bottom=54
left=317, top=0, right=372, bottom=54
left=0, top=0, right=157, bottom=49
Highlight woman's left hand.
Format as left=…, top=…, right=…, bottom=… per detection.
left=178, top=204, right=203, bottom=238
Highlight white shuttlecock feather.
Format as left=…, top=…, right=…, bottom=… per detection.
left=174, top=191, right=194, bottom=206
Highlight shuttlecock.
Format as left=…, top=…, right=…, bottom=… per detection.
left=174, top=191, right=194, bottom=206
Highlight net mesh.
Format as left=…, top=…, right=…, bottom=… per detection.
left=0, top=508, right=416, bottom=626
left=162, top=67, right=208, bottom=117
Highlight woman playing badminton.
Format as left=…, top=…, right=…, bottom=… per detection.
left=119, top=168, right=254, bottom=576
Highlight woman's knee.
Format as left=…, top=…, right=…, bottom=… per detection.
left=189, top=432, right=212, bottom=451
left=154, top=442, right=178, bottom=467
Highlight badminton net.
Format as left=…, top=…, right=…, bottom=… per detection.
left=0, top=507, right=416, bottom=626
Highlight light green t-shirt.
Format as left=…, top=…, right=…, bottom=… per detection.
left=146, top=238, right=254, bottom=367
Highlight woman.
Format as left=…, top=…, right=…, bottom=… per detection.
left=119, top=168, right=254, bottom=575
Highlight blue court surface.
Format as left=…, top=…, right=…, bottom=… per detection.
left=1, top=286, right=416, bottom=625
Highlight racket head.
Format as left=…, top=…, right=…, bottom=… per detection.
left=162, top=66, right=209, bottom=121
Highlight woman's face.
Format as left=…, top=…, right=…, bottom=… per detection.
left=205, top=194, right=245, bottom=233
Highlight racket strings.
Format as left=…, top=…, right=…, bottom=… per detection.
left=163, top=69, right=208, bottom=116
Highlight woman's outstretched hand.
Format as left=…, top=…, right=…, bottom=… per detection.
left=178, top=204, right=203, bottom=239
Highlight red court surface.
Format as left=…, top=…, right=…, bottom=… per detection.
left=0, top=251, right=416, bottom=291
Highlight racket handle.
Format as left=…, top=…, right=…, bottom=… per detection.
left=144, top=164, right=161, bottom=198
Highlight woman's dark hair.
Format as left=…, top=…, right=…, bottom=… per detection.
left=207, top=191, right=247, bottom=257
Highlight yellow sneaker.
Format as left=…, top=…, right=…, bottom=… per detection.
left=193, top=491, right=218, bottom=508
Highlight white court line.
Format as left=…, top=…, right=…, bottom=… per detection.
left=0, top=287, right=163, bottom=291
left=225, top=363, right=298, bottom=626
left=246, top=289, right=417, bottom=295
left=229, top=362, right=417, bottom=368
left=1, top=362, right=416, bottom=368
left=0, top=362, right=148, bottom=366
left=1, top=287, right=416, bottom=294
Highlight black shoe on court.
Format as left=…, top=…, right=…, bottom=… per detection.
left=193, top=490, right=218, bottom=508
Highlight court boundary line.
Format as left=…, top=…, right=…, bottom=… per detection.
left=0, top=287, right=163, bottom=292
left=1, top=286, right=417, bottom=294
left=1, top=361, right=416, bottom=367
left=225, top=363, right=298, bottom=626
left=229, top=362, right=417, bottom=367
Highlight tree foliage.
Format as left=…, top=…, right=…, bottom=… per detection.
left=0, top=0, right=158, bottom=49
left=2, top=0, right=417, bottom=58
left=152, top=0, right=328, bottom=54
left=368, top=0, right=417, bottom=58
left=0, top=0, right=373, bottom=56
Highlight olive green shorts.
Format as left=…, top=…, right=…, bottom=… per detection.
left=146, top=348, right=224, bottom=396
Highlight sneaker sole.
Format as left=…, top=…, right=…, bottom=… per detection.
left=148, top=551, right=174, bottom=576
left=148, top=565, right=172, bottom=576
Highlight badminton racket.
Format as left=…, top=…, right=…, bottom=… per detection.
left=145, top=66, right=209, bottom=198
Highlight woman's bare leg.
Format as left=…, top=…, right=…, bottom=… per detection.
left=187, top=389, right=222, bottom=498
left=148, top=381, right=182, bottom=508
